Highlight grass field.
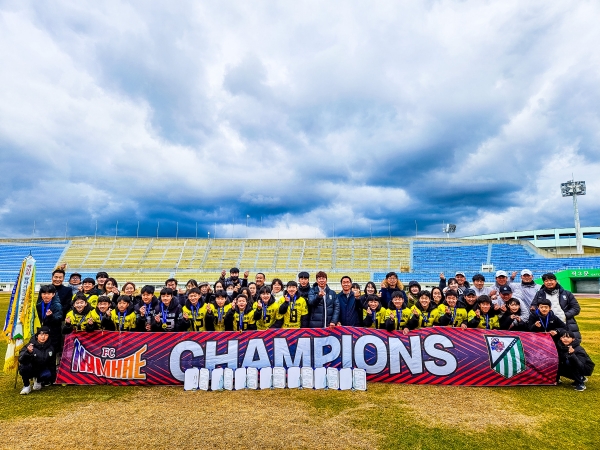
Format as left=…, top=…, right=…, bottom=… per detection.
left=0, top=293, right=597, bottom=450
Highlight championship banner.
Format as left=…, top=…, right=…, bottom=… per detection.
left=56, top=327, right=558, bottom=386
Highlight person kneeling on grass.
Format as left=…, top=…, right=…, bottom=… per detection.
left=385, top=291, right=411, bottom=334
left=363, top=294, right=388, bottom=329
left=63, top=294, right=94, bottom=334
left=467, top=295, right=499, bottom=330
left=111, top=295, right=137, bottom=331
left=437, top=289, right=468, bottom=328
left=225, top=294, right=256, bottom=332
left=556, top=331, right=595, bottom=392
left=86, top=295, right=114, bottom=331
left=19, top=326, right=56, bottom=395
left=407, top=290, right=441, bottom=330
left=527, top=298, right=566, bottom=339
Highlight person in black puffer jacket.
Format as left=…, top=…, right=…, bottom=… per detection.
left=307, top=271, right=339, bottom=328
left=19, top=326, right=56, bottom=395
left=531, top=273, right=581, bottom=340
left=297, top=271, right=311, bottom=303
left=556, top=331, right=595, bottom=391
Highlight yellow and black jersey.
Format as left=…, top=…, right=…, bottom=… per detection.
left=111, top=309, right=137, bottom=331
left=467, top=310, right=500, bottom=329
left=363, top=307, right=389, bottom=329
left=63, top=308, right=94, bottom=333
left=225, top=307, right=257, bottom=332
left=210, top=304, right=232, bottom=331
left=87, top=308, right=114, bottom=331
left=72, top=293, right=99, bottom=308
left=437, top=304, right=468, bottom=327
left=253, top=298, right=281, bottom=330
left=385, top=307, right=412, bottom=331
left=277, top=296, right=309, bottom=328
left=182, top=303, right=212, bottom=331
left=408, top=306, right=441, bottom=328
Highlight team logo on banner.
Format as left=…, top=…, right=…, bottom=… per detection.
left=71, top=338, right=147, bottom=380
left=484, top=335, right=526, bottom=379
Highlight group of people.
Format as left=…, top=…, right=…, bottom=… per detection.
left=19, top=266, right=594, bottom=394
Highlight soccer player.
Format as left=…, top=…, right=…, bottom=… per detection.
left=437, top=289, right=467, bottom=328
left=182, top=287, right=212, bottom=331
left=135, top=285, right=159, bottom=331
left=86, top=295, right=114, bottom=331
left=63, top=293, right=94, bottom=334
left=497, top=285, right=530, bottom=322
left=385, top=291, right=411, bottom=334
left=225, top=294, right=256, bottom=332
left=73, top=277, right=99, bottom=308
left=407, top=290, right=440, bottom=329
left=466, top=295, right=499, bottom=330
left=19, top=326, right=56, bottom=395
left=151, top=288, right=183, bottom=332
left=111, top=296, right=137, bottom=331
left=40, top=268, right=73, bottom=316
left=35, top=285, right=63, bottom=351
left=297, top=272, right=311, bottom=301
left=278, top=281, right=309, bottom=328
left=206, top=290, right=231, bottom=331
left=363, top=295, right=388, bottom=329
left=253, top=286, right=281, bottom=330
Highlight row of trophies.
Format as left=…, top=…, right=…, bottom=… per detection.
left=184, top=366, right=367, bottom=391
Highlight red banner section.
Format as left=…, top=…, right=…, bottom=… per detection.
left=56, top=327, right=558, bottom=386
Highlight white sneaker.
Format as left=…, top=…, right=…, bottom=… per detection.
left=33, top=378, right=42, bottom=391
left=20, top=385, right=32, bottom=395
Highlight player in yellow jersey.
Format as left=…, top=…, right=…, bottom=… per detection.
left=467, top=295, right=500, bottom=330
left=225, top=294, right=256, bottom=332
left=86, top=295, right=114, bottom=331
left=406, top=290, right=441, bottom=329
left=63, top=293, right=94, bottom=334
left=111, top=296, right=137, bottom=331
left=437, top=289, right=468, bottom=328
left=278, top=281, right=309, bottom=328
left=206, top=290, right=231, bottom=331
left=182, top=288, right=213, bottom=331
left=385, top=291, right=411, bottom=334
left=363, top=295, right=388, bottom=329
left=71, top=277, right=99, bottom=308
left=253, top=287, right=282, bottom=330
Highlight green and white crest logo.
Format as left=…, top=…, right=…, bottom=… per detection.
left=485, top=335, right=526, bottom=379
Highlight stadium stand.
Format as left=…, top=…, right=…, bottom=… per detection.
left=1, top=236, right=600, bottom=287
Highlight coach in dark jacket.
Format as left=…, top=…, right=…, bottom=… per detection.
left=531, top=273, right=581, bottom=340
left=38, top=269, right=74, bottom=315
left=307, top=271, right=339, bottom=328
left=337, top=276, right=363, bottom=327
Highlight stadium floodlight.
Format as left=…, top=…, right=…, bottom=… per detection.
left=561, top=180, right=586, bottom=254
left=442, top=223, right=456, bottom=239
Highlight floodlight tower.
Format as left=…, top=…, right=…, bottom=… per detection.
left=442, top=223, right=456, bottom=239
left=560, top=180, right=586, bottom=254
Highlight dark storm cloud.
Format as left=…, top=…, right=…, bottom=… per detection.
left=1, top=1, right=599, bottom=240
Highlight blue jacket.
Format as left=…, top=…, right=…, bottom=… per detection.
left=307, top=285, right=339, bottom=328
left=337, top=291, right=362, bottom=327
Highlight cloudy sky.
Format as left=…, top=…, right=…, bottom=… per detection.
left=1, top=0, right=599, bottom=240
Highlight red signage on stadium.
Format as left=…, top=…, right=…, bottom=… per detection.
left=56, top=327, right=558, bottom=386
